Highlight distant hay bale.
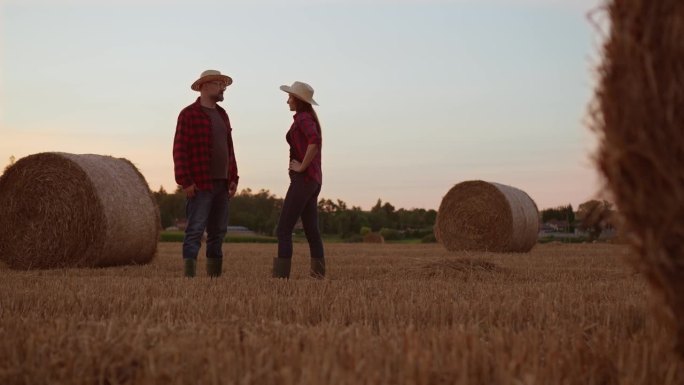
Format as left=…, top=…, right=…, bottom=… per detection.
left=591, top=0, right=684, bottom=355
left=363, top=232, right=385, bottom=244
left=0, top=152, right=160, bottom=269
left=436, top=181, right=539, bottom=252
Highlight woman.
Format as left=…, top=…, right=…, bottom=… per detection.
left=273, top=81, right=325, bottom=279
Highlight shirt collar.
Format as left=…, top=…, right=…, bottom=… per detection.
left=193, top=97, right=226, bottom=114
left=293, top=111, right=310, bottom=120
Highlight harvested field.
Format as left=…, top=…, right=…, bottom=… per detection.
left=0, top=243, right=682, bottom=385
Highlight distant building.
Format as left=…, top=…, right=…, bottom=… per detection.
left=227, top=226, right=256, bottom=236
left=544, top=219, right=571, bottom=232
left=174, top=219, right=187, bottom=231
left=170, top=221, right=256, bottom=236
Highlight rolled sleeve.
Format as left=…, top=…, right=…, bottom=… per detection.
left=172, top=112, right=193, bottom=188
left=297, top=115, right=321, bottom=146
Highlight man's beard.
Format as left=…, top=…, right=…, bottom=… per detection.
left=212, top=93, right=224, bottom=103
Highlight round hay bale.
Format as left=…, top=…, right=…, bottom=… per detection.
left=363, top=232, right=385, bottom=244
left=0, top=152, right=160, bottom=269
left=591, top=0, right=684, bottom=355
left=436, top=181, right=539, bottom=252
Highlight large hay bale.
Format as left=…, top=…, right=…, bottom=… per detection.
left=436, top=181, right=539, bottom=252
left=592, top=0, right=684, bottom=355
left=0, top=152, right=160, bottom=269
left=363, top=232, right=385, bottom=244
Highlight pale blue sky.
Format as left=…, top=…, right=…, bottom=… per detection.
left=1, top=0, right=605, bottom=210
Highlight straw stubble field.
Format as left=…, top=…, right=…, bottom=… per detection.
left=1, top=243, right=682, bottom=385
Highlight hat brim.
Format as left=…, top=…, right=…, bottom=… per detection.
left=280, top=85, right=318, bottom=106
left=191, top=74, right=233, bottom=91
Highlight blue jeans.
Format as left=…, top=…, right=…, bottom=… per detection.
left=183, top=179, right=229, bottom=260
left=276, top=173, right=324, bottom=259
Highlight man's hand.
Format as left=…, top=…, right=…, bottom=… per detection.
left=228, top=181, right=237, bottom=198
left=184, top=184, right=198, bottom=199
left=289, top=160, right=304, bottom=173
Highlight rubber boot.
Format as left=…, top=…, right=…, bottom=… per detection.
left=206, top=257, right=223, bottom=278
left=310, top=257, right=325, bottom=279
left=272, top=258, right=291, bottom=279
left=184, top=258, right=197, bottom=278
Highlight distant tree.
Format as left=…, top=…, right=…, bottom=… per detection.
left=336, top=199, right=347, bottom=211
left=153, top=187, right=440, bottom=239
left=368, top=199, right=391, bottom=231
left=3, top=155, right=16, bottom=174
left=567, top=204, right=576, bottom=232
left=540, top=204, right=575, bottom=232
left=318, top=198, right=338, bottom=234
left=230, top=189, right=283, bottom=235
left=382, top=202, right=398, bottom=228
left=337, top=205, right=366, bottom=238
left=576, top=200, right=614, bottom=241
left=395, top=208, right=438, bottom=231
left=153, top=185, right=184, bottom=229
left=318, top=198, right=338, bottom=213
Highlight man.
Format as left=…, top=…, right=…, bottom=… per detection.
left=173, top=69, right=238, bottom=278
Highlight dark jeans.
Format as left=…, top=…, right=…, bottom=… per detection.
left=182, top=179, right=229, bottom=260
left=276, top=173, right=324, bottom=259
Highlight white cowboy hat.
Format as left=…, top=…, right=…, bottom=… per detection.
left=191, top=69, right=233, bottom=91
left=280, top=81, right=318, bottom=106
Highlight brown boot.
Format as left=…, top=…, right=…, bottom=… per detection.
left=206, top=257, right=222, bottom=278
left=184, top=258, right=197, bottom=278
left=310, top=257, right=325, bottom=279
left=272, top=258, right=291, bottom=279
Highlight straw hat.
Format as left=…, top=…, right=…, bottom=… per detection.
left=280, top=81, right=318, bottom=106
left=191, top=69, right=233, bottom=91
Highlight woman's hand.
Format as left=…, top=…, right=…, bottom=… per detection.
left=184, top=184, right=197, bottom=199
left=289, top=160, right=304, bottom=173
left=290, top=145, right=317, bottom=174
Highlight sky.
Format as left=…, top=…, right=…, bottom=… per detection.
left=1, top=0, right=608, bottom=211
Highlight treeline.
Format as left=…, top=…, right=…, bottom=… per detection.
left=153, top=186, right=438, bottom=239
left=154, top=186, right=615, bottom=242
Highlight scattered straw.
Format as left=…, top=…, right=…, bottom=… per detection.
left=402, top=258, right=505, bottom=279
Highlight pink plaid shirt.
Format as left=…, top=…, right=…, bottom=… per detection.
left=286, top=111, right=322, bottom=184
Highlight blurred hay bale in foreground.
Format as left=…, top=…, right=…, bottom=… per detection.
left=592, top=0, right=684, bottom=355
left=436, top=181, right=539, bottom=253
left=0, top=152, right=160, bottom=269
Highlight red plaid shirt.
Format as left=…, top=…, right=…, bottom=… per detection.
left=287, top=111, right=322, bottom=184
left=173, top=98, right=239, bottom=190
